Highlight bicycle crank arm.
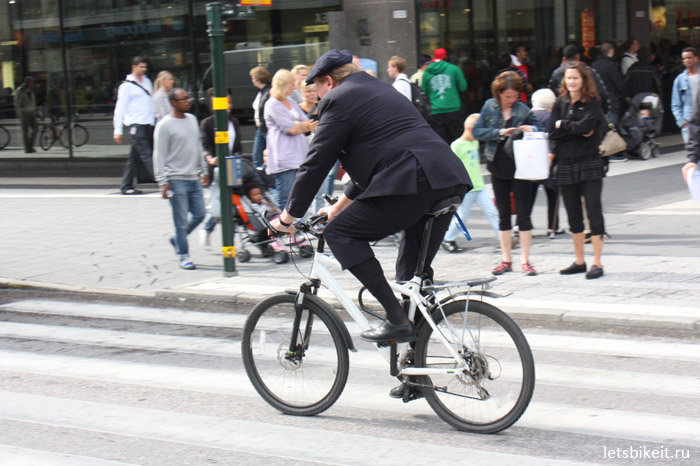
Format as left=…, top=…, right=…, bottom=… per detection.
left=407, top=380, right=491, bottom=401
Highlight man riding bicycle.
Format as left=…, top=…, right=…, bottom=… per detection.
left=270, top=49, right=471, bottom=342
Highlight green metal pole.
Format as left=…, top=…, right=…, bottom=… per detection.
left=206, top=2, right=236, bottom=275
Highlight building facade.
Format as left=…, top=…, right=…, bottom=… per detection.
left=0, top=0, right=697, bottom=156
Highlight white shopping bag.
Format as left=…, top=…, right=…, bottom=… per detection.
left=687, top=168, right=700, bottom=201
left=513, top=133, right=550, bottom=180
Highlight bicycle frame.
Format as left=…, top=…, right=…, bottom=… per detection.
left=308, top=251, right=469, bottom=376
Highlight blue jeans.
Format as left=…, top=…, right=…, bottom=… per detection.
left=443, top=189, right=500, bottom=242
left=274, top=169, right=297, bottom=211
left=325, top=161, right=339, bottom=197
left=681, top=126, right=689, bottom=145
left=252, top=128, right=266, bottom=169
left=168, top=179, right=206, bottom=258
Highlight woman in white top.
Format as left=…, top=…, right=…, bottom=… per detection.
left=264, top=69, right=317, bottom=210
left=153, top=71, right=175, bottom=122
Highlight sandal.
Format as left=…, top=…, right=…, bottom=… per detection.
left=522, top=262, right=538, bottom=276
left=492, top=261, right=512, bottom=275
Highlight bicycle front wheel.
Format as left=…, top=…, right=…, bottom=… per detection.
left=0, top=125, right=9, bottom=149
left=241, top=293, right=349, bottom=416
left=414, top=299, right=535, bottom=433
left=39, top=127, right=54, bottom=150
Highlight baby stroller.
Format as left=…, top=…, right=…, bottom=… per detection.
left=619, top=92, right=663, bottom=160
left=231, top=189, right=314, bottom=264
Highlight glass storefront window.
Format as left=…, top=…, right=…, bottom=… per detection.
left=0, top=0, right=339, bottom=158
left=651, top=0, right=700, bottom=46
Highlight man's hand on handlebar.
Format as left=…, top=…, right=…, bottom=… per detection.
left=269, top=211, right=297, bottom=237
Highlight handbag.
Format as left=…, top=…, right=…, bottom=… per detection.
left=513, top=132, right=550, bottom=180
left=599, top=123, right=627, bottom=157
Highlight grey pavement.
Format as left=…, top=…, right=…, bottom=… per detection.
left=1, top=134, right=699, bottom=331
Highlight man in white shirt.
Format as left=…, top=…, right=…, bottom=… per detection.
left=153, top=88, right=208, bottom=270
left=387, top=55, right=412, bottom=101
left=113, top=56, right=155, bottom=195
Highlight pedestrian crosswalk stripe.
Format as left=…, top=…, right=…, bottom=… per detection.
left=1, top=350, right=699, bottom=447
left=0, top=390, right=607, bottom=466
left=1, top=316, right=699, bottom=362
left=0, top=444, right=141, bottom=466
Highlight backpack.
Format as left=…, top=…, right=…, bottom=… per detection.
left=400, top=77, right=431, bottom=121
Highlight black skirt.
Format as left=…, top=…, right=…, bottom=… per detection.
left=555, top=157, right=606, bottom=185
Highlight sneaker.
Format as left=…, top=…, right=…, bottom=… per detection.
left=585, top=265, right=604, bottom=279
left=522, top=262, right=538, bottom=276
left=608, top=154, right=628, bottom=162
left=441, top=240, right=461, bottom=253
left=560, top=261, right=586, bottom=275
left=492, top=261, right=512, bottom=275
left=199, top=229, right=212, bottom=250
left=121, top=188, right=143, bottom=195
left=179, top=256, right=196, bottom=270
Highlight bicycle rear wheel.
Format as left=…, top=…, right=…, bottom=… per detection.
left=39, top=127, right=54, bottom=150
left=414, top=299, right=535, bottom=433
left=60, top=124, right=89, bottom=148
left=0, top=125, right=9, bottom=149
left=242, top=293, right=349, bottom=416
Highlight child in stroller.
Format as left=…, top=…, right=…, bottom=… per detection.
left=619, top=92, right=663, bottom=160
left=232, top=182, right=314, bottom=264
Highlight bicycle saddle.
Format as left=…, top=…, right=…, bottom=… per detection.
left=426, top=195, right=462, bottom=217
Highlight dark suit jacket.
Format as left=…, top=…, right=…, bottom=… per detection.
left=286, top=71, right=471, bottom=217
left=200, top=114, right=242, bottom=181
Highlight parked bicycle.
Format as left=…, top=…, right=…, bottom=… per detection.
left=39, top=114, right=89, bottom=150
left=241, top=198, right=535, bottom=433
left=0, top=123, right=9, bottom=149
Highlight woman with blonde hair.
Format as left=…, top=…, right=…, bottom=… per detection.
left=264, top=69, right=318, bottom=209
left=153, top=71, right=175, bottom=122
left=290, top=64, right=309, bottom=103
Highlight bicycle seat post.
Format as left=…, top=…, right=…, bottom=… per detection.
left=413, top=195, right=462, bottom=281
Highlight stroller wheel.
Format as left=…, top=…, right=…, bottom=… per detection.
left=260, top=244, right=275, bottom=258
left=237, top=249, right=251, bottom=263
left=639, top=143, right=652, bottom=160
left=299, top=244, right=314, bottom=258
left=652, top=144, right=660, bottom=158
left=273, top=251, right=289, bottom=264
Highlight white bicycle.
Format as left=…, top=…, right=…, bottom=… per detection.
left=241, top=197, right=535, bottom=433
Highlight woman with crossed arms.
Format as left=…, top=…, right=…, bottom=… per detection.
left=548, top=61, right=607, bottom=279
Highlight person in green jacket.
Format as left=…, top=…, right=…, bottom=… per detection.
left=422, top=48, right=467, bottom=144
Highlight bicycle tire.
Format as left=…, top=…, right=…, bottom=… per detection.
left=72, top=124, right=89, bottom=146
left=60, top=124, right=89, bottom=148
left=241, top=293, right=350, bottom=416
left=39, top=127, right=54, bottom=151
left=0, top=125, right=9, bottom=149
left=414, top=299, right=535, bottom=433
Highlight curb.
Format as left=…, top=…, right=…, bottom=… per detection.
left=3, top=279, right=698, bottom=331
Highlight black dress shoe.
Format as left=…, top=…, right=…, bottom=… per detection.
left=586, top=265, right=604, bottom=279
left=560, top=262, right=587, bottom=275
left=360, top=321, right=414, bottom=342
left=389, top=381, right=424, bottom=402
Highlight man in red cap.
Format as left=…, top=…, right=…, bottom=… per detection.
left=421, top=48, right=468, bottom=143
